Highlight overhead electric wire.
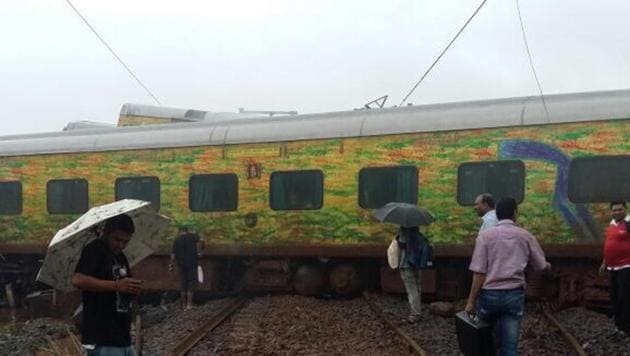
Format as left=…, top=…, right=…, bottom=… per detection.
left=399, top=0, right=488, bottom=107
left=516, top=0, right=549, bottom=121
left=63, top=0, right=162, bottom=105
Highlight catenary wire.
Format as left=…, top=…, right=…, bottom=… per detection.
left=399, top=0, right=488, bottom=107
left=516, top=0, right=550, bottom=121
left=63, top=0, right=162, bottom=105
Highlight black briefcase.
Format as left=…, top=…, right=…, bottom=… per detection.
left=455, top=311, right=495, bottom=356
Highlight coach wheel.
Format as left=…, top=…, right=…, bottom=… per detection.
left=328, top=263, right=363, bottom=297
left=292, top=264, right=326, bottom=296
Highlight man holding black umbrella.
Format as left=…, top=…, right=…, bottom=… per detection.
left=374, top=202, right=434, bottom=323
left=396, top=226, right=429, bottom=323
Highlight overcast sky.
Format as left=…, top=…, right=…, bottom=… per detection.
left=1, top=0, right=629, bottom=135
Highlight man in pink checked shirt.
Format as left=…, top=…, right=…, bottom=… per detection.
left=465, top=197, right=551, bottom=356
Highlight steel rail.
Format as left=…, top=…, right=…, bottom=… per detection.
left=169, top=296, right=248, bottom=356
left=542, top=310, right=588, bottom=356
left=362, top=292, right=427, bottom=356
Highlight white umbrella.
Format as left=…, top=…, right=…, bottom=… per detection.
left=36, top=199, right=171, bottom=292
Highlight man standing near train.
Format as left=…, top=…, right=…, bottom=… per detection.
left=72, top=214, right=143, bottom=356
left=474, top=193, right=498, bottom=233
left=465, top=197, right=551, bottom=356
left=599, top=201, right=630, bottom=335
left=169, top=226, right=202, bottom=310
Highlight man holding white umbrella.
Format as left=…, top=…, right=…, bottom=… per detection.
left=36, top=199, right=170, bottom=356
left=72, top=214, right=142, bottom=356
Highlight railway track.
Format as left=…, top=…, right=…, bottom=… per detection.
left=541, top=308, right=587, bottom=356
left=168, top=296, right=248, bottom=356
left=194, top=294, right=414, bottom=355
left=139, top=294, right=627, bottom=355
left=361, top=293, right=595, bottom=356
left=159, top=294, right=420, bottom=355
left=362, top=292, right=427, bottom=355
left=519, top=303, right=588, bottom=355
left=554, top=306, right=630, bottom=355
left=160, top=293, right=459, bottom=355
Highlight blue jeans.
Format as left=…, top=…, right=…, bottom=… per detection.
left=86, top=345, right=136, bottom=356
left=476, top=289, right=524, bottom=356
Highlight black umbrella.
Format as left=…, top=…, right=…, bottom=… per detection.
left=373, top=202, right=435, bottom=227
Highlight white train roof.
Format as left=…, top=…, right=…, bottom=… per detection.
left=63, top=121, right=116, bottom=131
left=2, top=89, right=630, bottom=157
left=119, top=103, right=266, bottom=122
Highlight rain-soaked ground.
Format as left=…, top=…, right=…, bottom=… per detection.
left=2, top=293, right=630, bottom=355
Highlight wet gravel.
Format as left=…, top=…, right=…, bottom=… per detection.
left=557, top=307, right=630, bottom=355
left=6, top=295, right=630, bottom=355
left=141, top=294, right=612, bottom=355
left=519, top=306, right=574, bottom=355
left=0, top=318, right=76, bottom=356
left=368, top=293, right=461, bottom=355
left=141, top=299, right=228, bottom=356
left=190, top=294, right=409, bottom=355
left=367, top=295, right=590, bottom=355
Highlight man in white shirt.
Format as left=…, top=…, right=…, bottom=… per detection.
left=474, top=193, right=498, bottom=233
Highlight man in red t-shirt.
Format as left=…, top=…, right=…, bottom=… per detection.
left=599, top=201, right=630, bottom=334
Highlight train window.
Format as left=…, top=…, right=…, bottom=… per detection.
left=359, top=166, right=418, bottom=209
left=568, top=155, right=630, bottom=203
left=189, top=173, right=238, bottom=212
left=0, top=181, right=22, bottom=215
left=115, top=176, right=160, bottom=210
left=457, top=160, right=525, bottom=205
left=270, top=170, right=323, bottom=210
left=47, top=178, right=89, bottom=214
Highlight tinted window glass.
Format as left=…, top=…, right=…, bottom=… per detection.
left=270, top=170, right=323, bottom=210
left=47, top=179, right=88, bottom=214
left=457, top=160, right=525, bottom=205
left=0, top=181, right=22, bottom=215
left=189, top=174, right=238, bottom=212
left=569, top=155, right=630, bottom=203
left=115, top=176, right=160, bottom=210
left=359, top=166, right=418, bottom=209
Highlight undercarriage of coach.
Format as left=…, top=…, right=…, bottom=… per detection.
left=0, top=242, right=610, bottom=321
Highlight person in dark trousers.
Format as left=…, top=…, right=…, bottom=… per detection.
left=396, top=226, right=431, bottom=323
left=169, top=226, right=202, bottom=310
left=465, top=197, right=551, bottom=356
left=599, top=201, right=630, bottom=335
left=72, top=214, right=143, bottom=356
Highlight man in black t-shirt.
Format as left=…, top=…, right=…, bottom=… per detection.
left=169, top=226, right=201, bottom=310
left=72, top=214, right=143, bottom=356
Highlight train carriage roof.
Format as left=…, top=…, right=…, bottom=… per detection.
left=119, top=103, right=267, bottom=122
left=2, top=88, right=630, bottom=157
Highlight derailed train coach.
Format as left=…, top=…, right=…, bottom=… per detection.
left=2, top=89, right=630, bottom=303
